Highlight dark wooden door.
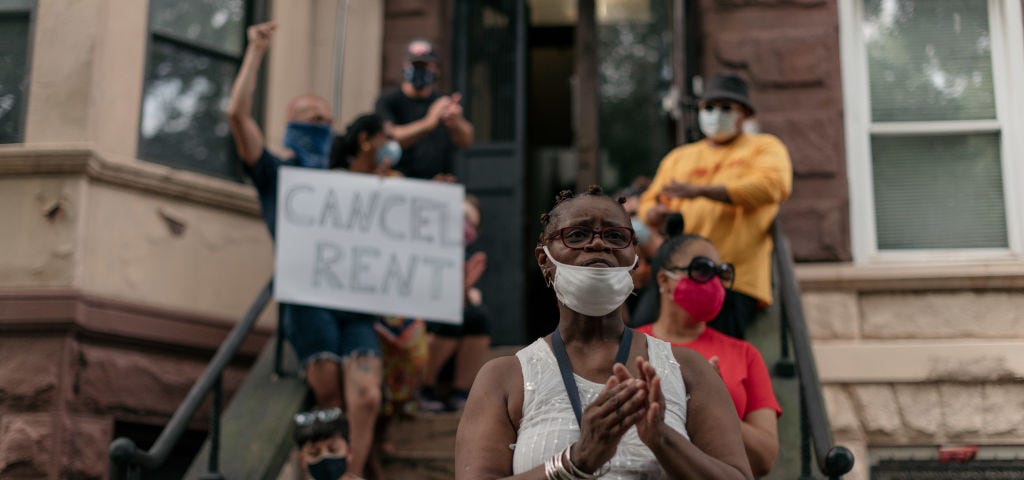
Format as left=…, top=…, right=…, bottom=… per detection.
left=452, top=0, right=528, bottom=345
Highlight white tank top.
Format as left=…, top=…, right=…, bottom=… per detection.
left=512, top=334, right=689, bottom=479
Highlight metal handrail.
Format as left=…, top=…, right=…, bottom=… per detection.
left=108, top=278, right=274, bottom=479
left=771, top=221, right=855, bottom=479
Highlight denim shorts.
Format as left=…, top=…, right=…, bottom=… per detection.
left=280, top=303, right=382, bottom=367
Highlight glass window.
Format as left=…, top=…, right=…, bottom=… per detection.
left=865, top=0, right=996, bottom=122
left=150, top=0, right=246, bottom=55
left=871, top=133, right=1006, bottom=249
left=597, top=0, right=670, bottom=189
left=0, top=0, right=34, bottom=144
left=139, top=41, right=238, bottom=178
left=861, top=0, right=1008, bottom=250
left=139, top=0, right=251, bottom=180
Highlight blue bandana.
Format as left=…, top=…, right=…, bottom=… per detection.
left=284, top=122, right=332, bottom=169
left=403, top=65, right=436, bottom=90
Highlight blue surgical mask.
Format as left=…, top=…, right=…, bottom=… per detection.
left=307, top=454, right=347, bottom=480
left=376, top=140, right=402, bottom=166
left=631, top=217, right=652, bottom=245
left=284, top=122, right=333, bottom=169
left=403, top=65, right=436, bottom=90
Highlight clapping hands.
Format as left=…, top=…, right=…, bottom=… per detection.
left=625, top=357, right=668, bottom=448
left=606, top=358, right=668, bottom=449
left=573, top=368, right=648, bottom=473
left=571, top=357, right=669, bottom=473
left=426, top=93, right=466, bottom=129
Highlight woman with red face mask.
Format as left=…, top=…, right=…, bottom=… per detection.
left=636, top=229, right=781, bottom=477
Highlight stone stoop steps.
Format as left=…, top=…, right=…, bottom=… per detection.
left=378, top=346, right=521, bottom=479
left=381, top=411, right=462, bottom=479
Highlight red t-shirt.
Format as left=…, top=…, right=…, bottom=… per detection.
left=637, top=324, right=782, bottom=420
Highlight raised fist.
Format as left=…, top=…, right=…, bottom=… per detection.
left=247, top=21, right=277, bottom=52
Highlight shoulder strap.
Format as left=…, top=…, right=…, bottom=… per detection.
left=551, top=328, right=634, bottom=427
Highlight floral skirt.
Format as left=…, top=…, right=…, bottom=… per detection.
left=375, top=317, right=428, bottom=417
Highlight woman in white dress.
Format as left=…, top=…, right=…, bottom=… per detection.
left=454, top=186, right=752, bottom=480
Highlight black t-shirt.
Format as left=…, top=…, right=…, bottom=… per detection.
left=375, top=89, right=457, bottom=179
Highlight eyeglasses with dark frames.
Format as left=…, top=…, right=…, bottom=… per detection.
left=548, top=226, right=635, bottom=250
left=664, top=256, right=735, bottom=289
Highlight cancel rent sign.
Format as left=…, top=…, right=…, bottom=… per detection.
left=274, top=167, right=464, bottom=324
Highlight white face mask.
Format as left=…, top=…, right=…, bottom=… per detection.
left=698, top=107, right=740, bottom=143
left=543, top=246, right=637, bottom=317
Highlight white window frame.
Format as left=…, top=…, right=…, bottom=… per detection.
left=839, top=0, right=1024, bottom=263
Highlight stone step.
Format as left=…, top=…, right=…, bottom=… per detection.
left=385, top=411, right=462, bottom=454
left=381, top=449, right=455, bottom=480
left=382, top=412, right=461, bottom=479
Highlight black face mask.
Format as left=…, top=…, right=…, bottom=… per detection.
left=307, top=454, right=346, bottom=480
left=403, top=65, right=436, bottom=90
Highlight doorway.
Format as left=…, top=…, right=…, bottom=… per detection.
left=453, top=0, right=678, bottom=344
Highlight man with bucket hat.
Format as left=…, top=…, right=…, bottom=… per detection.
left=638, top=72, right=793, bottom=340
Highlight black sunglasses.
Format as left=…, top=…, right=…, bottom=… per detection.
left=664, top=256, right=735, bottom=289
left=549, top=226, right=635, bottom=250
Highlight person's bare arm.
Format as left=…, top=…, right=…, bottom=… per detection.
left=741, top=408, right=779, bottom=477
left=226, top=21, right=275, bottom=166
left=660, top=182, right=732, bottom=204
left=633, top=351, right=753, bottom=480
left=637, top=149, right=681, bottom=230
left=454, top=356, right=544, bottom=480
left=389, top=96, right=450, bottom=148
left=442, top=93, right=474, bottom=148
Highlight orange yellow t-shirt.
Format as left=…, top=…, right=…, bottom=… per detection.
left=638, top=134, right=792, bottom=304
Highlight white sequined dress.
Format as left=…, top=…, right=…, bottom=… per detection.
left=511, top=335, right=689, bottom=479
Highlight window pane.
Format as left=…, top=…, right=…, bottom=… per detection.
left=150, top=0, right=245, bottom=55
left=872, top=133, right=1006, bottom=249
left=0, top=15, right=29, bottom=143
left=139, top=40, right=239, bottom=180
left=864, top=0, right=995, bottom=122
left=598, top=0, right=670, bottom=188
left=0, top=0, right=33, bottom=11
left=464, top=0, right=517, bottom=142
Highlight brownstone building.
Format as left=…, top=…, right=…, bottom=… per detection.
left=2, top=0, right=1023, bottom=479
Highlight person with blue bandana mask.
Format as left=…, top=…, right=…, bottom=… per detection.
left=375, top=39, right=475, bottom=180
left=227, top=21, right=394, bottom=480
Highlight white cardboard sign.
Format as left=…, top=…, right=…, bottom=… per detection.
left=274, top=167, right=464, bottom=324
